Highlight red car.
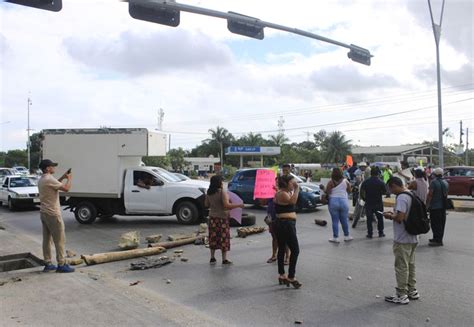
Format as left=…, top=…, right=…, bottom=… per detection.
left=444, top=166, right=474, bottom=197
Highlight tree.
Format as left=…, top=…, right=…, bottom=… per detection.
left=167, top=148, right=189, bottom=172
left=208, top=126, right=233, bottom=165
left=4, top=150, right=28, bottom=167
left=29, top=132, right=43, bottom=170
left=313, top=130, right=327, bottom=150
left=142, top=156, right=170, bottom=169
left=269, top=133, right=289, bottom=146
left=321, top=131, right=352, bottom=164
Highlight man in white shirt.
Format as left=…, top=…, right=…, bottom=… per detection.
left=383, top=177, right=419, bottom=305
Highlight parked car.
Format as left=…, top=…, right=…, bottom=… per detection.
left=444, top=166, right=474, bottom=197
left=228, top=168, right=321, bottom=210
left=12, top=166, right=29, bottom=176
left=0, top=176, right=40, bottom=210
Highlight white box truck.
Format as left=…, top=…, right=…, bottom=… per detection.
left=42, top=128, right=209, bottom=225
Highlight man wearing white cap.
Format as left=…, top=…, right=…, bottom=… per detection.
left=426, top=168, right=449, bottom=246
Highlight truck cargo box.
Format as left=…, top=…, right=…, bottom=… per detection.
left=42, top=128, right=167, bottom=198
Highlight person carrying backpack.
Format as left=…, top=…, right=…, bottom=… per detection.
left=383, top=177, right=421, bottom=305
left=426, top=168, right=449, bottom=247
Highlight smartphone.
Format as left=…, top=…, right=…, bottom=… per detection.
left=66, top=168, right=72, bottom=174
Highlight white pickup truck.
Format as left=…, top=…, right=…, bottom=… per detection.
left=42, top=128, right=209, bottom=224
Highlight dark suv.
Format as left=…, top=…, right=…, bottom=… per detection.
left=444, top=166, right=474, bottom=197
left=228, top=168, right=321, bottom=210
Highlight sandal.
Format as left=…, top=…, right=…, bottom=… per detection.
left=288, top=279, right=302, bottom=289
left=267, top=257, right=277, bottom=263
left=278, top=276, right=289, bottom=286
left=210, top=258, right=216, bottom=265
left=222, top=260, right=233, bottom=265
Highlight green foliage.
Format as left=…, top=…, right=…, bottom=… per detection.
left=320, top=131, right=352, bottom=164
left=142, top=156, right=170, bottom=169
left=167, top=148, right=189, bottom=171
left=312, top=169, right=332, bottom=182
left=4, top=150, right=28, bottom=167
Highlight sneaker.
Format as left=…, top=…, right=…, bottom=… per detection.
left=379, top=233, right=386, bottom=238
left=429, top=241, right=443, bottom=247
left=344, top=236, right=353, bottom=242
left=408, top=290, right=420, bottom=300
left=328, top=238, right=340, bottom=243
left=366, top=235, right=373, bottom=239
left=385, top=294, right=409, bottom=305
left=43, top=264, right=57, bottom=272
left=56, top=264, right=75, bottom=273
left=210, top=258, right=216, bottom=265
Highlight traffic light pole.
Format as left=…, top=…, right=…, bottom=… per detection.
left=135, top=0, right=371, bottom=63
left=428, top=0, right=445, bottom=168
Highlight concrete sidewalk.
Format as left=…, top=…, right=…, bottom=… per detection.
left=0, top=224, right=226, bottom=327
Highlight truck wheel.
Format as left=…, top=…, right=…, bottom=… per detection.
left=176, top=201, right=199, bottom=225
left=74, top=202, right=97, bottom=224
left=471, top=187, right=474, bottom=198
left=8, top=198, right=16, bottom=211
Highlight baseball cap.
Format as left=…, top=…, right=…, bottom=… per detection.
left=359, top=162, right=367, bottom=167
left=433, top=167, right=443, bottom=176
left=39, top=159, right=58, bottom=170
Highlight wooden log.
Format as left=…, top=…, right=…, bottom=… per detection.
left=68, top=258, right=84, bottom=266
left=168, top=233, right=196, bottom=241
left=236, top=226, right=266, bottom=238
left=81, top=247, right=166, bottom=266
left=149, top=235, right=204, bottom=249
left=314, top=219, right=327, bottom=226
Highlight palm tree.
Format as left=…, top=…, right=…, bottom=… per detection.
left=245, top=132, right=264, bottom=146
left=321, top=131, right=352, bottom=164
left=269, top=133, right=289, bottom=146
left=208, top=126, right=231, bottom=166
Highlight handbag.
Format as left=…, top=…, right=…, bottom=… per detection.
left=264, top=215, right=272, bottom=225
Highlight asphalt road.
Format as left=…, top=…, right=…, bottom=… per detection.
left=1, top=204, right=473, bottom=327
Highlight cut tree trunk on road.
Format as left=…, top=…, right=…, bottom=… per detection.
left=81, top=247, right=166, bottom=265
left=149, top=235, right=205, bottom=249
left=236, top=226, right=266, bottom=238
left=168, top=233, right=196, bottom=241
left=68, top=258, right=84, bottom=266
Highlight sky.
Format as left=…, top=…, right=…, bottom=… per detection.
left=0, top=0, right=473, bottom=153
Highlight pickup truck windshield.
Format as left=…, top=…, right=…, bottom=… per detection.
left=151, top=168, right=182, bottom=183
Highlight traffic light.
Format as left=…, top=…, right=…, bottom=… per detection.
left=128, top=0, right=180, bottom=27
left=347, top=44, right=372, bottom=66
left=227, top=12, right=264, bottom=40
left=5, top=0, right=62, bottom=12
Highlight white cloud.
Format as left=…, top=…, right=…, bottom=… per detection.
left=1, top=0, right=472, bottom=153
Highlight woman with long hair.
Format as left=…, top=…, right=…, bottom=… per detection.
left=326, top=168, right=353, bottom=243
left=205, top=175, right=244, bottom=265
left=408, top=168, right=429, bottom=204
left=274, top=175, right=302, bottom=289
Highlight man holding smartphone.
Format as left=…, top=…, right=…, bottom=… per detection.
left=38, top=159, right=74, bottom=273
left=360, top=167, right=386, bottom=238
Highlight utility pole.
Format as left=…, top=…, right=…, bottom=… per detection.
left=459, top=120, right=463, bottom=146
left=428, top=0, right=446, bottom=168
left=27, top=97, right=32, bottom=171
left=466, top=128, right=469, bottom=165
left=277, top=116, right=285, bottom=135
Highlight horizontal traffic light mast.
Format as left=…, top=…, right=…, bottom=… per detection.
left=128, top=0, right=373, bottom=66
left=4, top=0, right=373, bottom=65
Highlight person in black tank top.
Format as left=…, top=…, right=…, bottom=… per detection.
left=274, top=175, right=302, bottom=289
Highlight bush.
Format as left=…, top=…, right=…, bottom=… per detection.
left=312, top=169, right=332, bottom=182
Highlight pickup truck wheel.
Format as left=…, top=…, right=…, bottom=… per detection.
left=471, top=187, right=474, bottom=198
left=8, top=198, right=16, bottom=211
left=74, top=202, right=97, bottom=224
left=176, top=201, right=199, bottom=225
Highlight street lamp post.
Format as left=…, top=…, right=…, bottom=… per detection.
left=27, top=97, right=32, bottom=171
left=428, top=0, right=446, bottom=167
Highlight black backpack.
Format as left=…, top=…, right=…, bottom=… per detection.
left=398, top=191, right=430, bottom=235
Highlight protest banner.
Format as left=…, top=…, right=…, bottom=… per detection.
left=253, top=169, right=276, bottom=200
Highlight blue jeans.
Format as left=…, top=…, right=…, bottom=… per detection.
left=328, top=197, right=350, bottom=238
